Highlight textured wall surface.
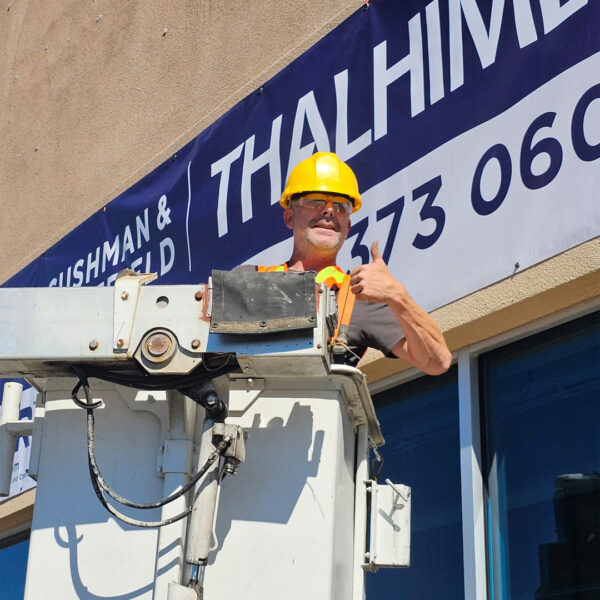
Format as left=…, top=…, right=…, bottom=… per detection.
left=0, top=0, right=358, bottom=283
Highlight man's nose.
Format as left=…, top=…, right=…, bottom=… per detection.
left=321, top=201, right=336, bottom=215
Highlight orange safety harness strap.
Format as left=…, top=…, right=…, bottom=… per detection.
left=257, top=265, right=287, bottom=272
left=257, top=264, right=355, bottom=351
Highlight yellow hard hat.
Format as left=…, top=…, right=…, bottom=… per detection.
left=280, top=152, right=362, bottom=212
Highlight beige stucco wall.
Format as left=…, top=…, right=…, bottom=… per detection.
left=0, top=0, right=360, bottom=284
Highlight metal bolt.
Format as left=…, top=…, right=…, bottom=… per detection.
left=117, top=338, right=125, bottom=348
left=145, top=332, right=170, bottom=357
left=194, top=290, right=203, bottom=301
left=224, top=458, right=240, bottom=475
left=44, top=45, right=49, bottom=52
left=89, top=340, right=99, bottom=351
left=204, top=392, right=218, bottom=407
left=317, top=344, right=322, bottom=349
left=191, top=339, right=200, bottom=350
left=514, top=262, right=520, bottom=270
left=308, top=316, right=316, bottom=322
left=96, top=14, right=102, bottom=22
left=211, top=322, right=218, bottom=328
left=162, top=27, right=168, bottom=36
left=121, top=291, right=129, bottom=300
left=259, top=321, right=266, bottom=327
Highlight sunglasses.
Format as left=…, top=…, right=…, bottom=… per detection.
left=293, top=195, right=353, bottom=215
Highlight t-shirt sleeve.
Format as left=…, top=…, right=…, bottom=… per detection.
left=348, top=301, right=405, bottom=357
left=231, top=264, right=258, bottom=272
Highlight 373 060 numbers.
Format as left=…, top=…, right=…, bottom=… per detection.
left=348, top=82, right=600, bottom=265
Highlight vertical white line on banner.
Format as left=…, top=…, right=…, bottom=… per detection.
left=186, top=161, right=193, bottom=272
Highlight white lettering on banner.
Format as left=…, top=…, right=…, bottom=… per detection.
left=72, top=258, right=85, bottom=286
left=160, top=237, right=175, bottom=276
left=334, top=70, right=372, bottom=161
left=512, top=0, right=538, bottom=48
left=156, top=195, right=172, bottom=230
left=540, top=0, right=588, bottom=35
left=136, top=208, right=150, bottom=247
left=241, top=115, right=283, bottom=221
left=130, top=254, right=144, bottom=273
left=425, top=0, right=445, bottom=105
left=449, top=0, right=506, bottom=92
left=121, top=225, right=135, bottom=260
left=49, top=200, right=175, bottom=287
left=373, top=13, right=425, bottom=140
left=212, top=0, right=590, bottom=238
left=286, top=91, right=331, bottom=180
left=86, top=247, right=100, bottom=284
left=333, top=55, right=600, bottom=312
left=248, top=55, right=600, bottom=305
left=212, top=142, right=244, bottom=238
left=103, top=237, right=120, bottom=272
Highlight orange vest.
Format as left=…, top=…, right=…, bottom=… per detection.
left=257, top=264, right=355, bottom=351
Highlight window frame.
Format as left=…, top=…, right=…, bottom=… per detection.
left=368, top=297, right=600, bottom=600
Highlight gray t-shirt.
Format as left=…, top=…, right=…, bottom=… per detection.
left=347, top=300, right=404, bottom=364
left=234, top=265, right=404, bottom=365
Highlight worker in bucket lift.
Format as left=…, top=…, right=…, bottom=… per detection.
left=249, top=152, right=452, bottom=374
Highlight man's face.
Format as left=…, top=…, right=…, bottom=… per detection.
left=284, top=193, right=352, bottom=257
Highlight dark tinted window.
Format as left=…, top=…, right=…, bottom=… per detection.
left=0, top=530, right=30, bottom=598
left=368, top=366, right=464, bottom=599
left=480, top=311, right=600, bottom=599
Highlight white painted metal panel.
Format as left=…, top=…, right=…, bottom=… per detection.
left=24, top=386, right=165, bottom=599
left=204, top=391, right=356, bottom=600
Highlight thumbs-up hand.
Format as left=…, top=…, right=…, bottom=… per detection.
left=349, top=241, right=406, bottom=303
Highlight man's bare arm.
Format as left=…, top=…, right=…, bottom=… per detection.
left=349, top=242, right=452, bottom=375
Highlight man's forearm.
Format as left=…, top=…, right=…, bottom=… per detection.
left=348, top=240, right=452, bottom=374
left=387, top=282, right=452, bottom=375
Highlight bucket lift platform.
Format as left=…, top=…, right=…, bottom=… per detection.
left=0, top=271, right=410, bottom=600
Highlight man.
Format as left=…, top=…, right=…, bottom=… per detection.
left=258, top=152, right=451, bottom=375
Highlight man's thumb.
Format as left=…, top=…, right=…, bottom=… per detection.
left=371, top=241, right=383, bottom=262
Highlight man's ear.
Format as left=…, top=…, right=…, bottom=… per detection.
left=283, top=207, right=294, bottom=230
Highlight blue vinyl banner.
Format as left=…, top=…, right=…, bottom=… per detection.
left=5, top=0, right=600, bottom=313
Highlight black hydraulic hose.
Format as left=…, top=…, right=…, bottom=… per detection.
left=71, top=367, right=102, bottom=410
left=85, top=413, right=193, bottom=528
left=72, top=368, right=232, bottom=528
left=77, top=353, right=238, bottom=392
